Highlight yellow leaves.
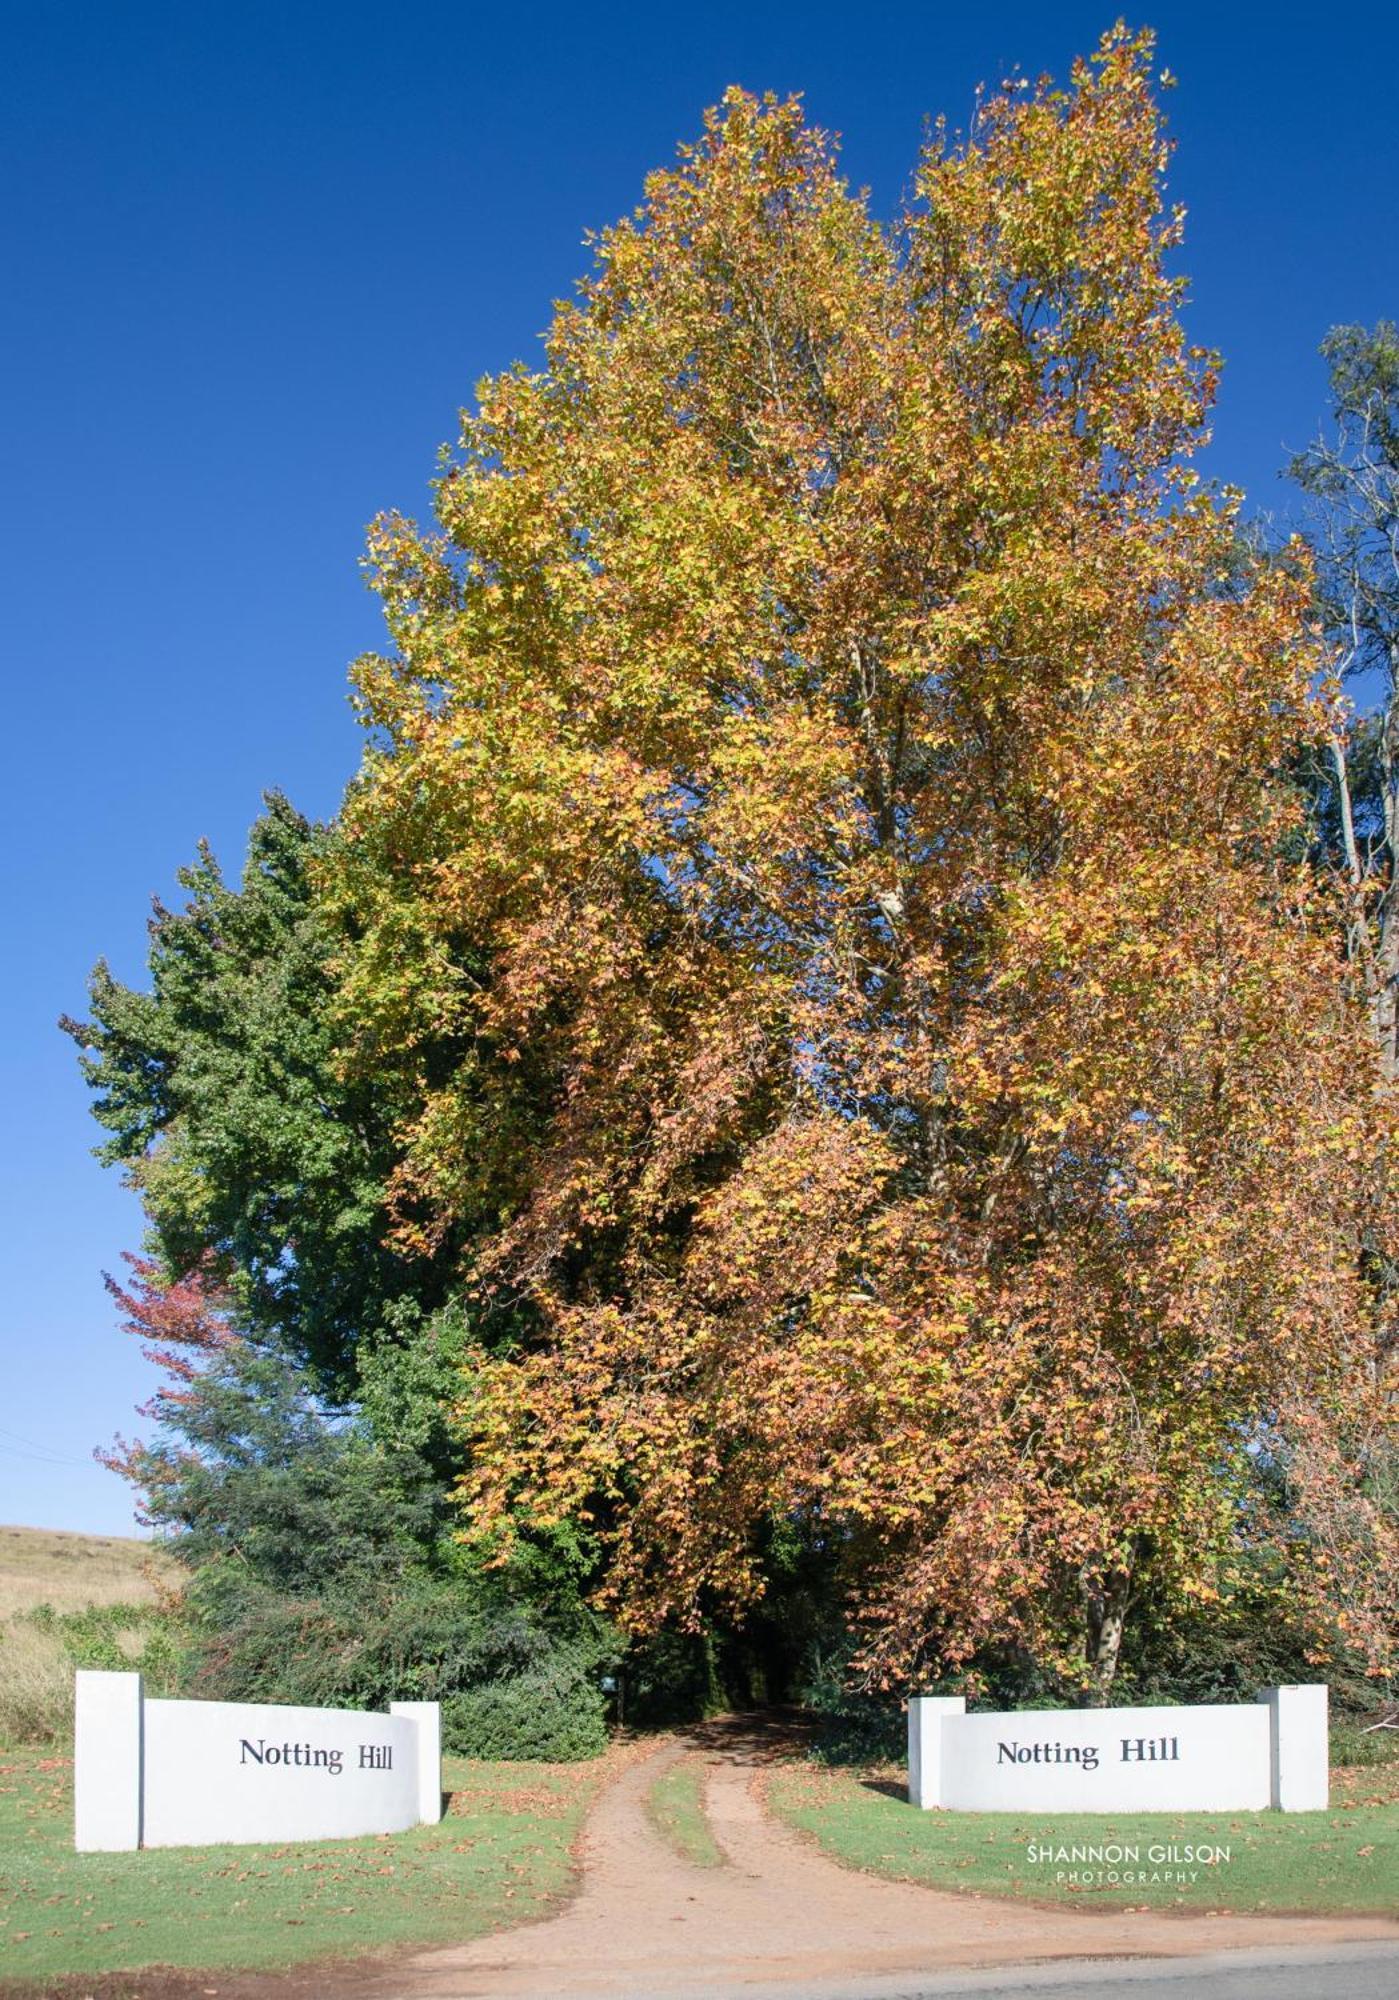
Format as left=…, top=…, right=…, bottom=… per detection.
left=319, top=37, right=1399, bottom=1688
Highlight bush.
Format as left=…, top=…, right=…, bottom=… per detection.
left=443, top=1656, right=608, bottom=1760
left=28, top=1603, right=187, bottom=1694
left=184, top=1578, right=616, bottom=1759
left=2, top=1579, right=612, bottom=1760
left=799, top=1641, right=905, bottom=1765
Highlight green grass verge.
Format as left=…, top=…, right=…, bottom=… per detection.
left=645, top=1754, right=724, bottom=1869
left=766, top=1763, right=1399, bottom=1916
left=0, top=1743, right=606, bottom=1986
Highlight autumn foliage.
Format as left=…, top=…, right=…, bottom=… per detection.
left=99, top=31, right=1393, bottom=1699
left=95, top=1254, right=239, bottom=1511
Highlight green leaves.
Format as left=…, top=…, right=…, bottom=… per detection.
left=66, top=793, right=454, bottom=1391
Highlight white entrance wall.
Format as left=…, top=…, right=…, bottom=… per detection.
left=908, top=1685, right=1328, bottom=1814
left=74, top=1672, right=443, bottom=1852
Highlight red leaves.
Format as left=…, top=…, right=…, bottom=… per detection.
left=103, top=1252, right=237, bottom=1365
left=98, top=1253, right=240, bottom=1510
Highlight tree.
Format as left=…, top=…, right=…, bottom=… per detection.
left=327, top=33, right=1399, bottom=1697
left=97, top=1252, right=442, bottom=1590
left=63, top=793, right=465, bottom=1393
left=1285, top=323, right=1399, bottom=1699
left=1290, top=322, right=1399, bottom=1077
left=97, top=1256, right=614, bottom=1757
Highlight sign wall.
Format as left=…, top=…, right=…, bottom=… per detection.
left=74, top=1671, right=442, bottom=1852
left=908, top=1684, right=1328, bottom=1814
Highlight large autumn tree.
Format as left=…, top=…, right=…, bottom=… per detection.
left=324, top=32, right=1396, bottom=1696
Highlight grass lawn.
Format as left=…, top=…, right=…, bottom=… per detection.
left=766, top=1759, right=1399, bottom=1916
left=0, top=1742, right=609, bottom=1987
left=646, top=1755, right=725, bottom=1869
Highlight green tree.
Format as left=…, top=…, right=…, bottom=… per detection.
left=63, top=793, right=461, bottom=1391
left=99, top=1255, right=614, bottom=1757
left=1291, top=322, right=1399, bottom=1076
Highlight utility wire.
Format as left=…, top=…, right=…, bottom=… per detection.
left=0, top=1425, right=94, bottom=1470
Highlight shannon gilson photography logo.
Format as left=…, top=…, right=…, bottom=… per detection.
left=1025, top=1840, right=1234, bottom=1888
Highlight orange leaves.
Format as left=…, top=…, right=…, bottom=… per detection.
left=686, top=1112, right=896, bottom=1312
left=326, top=39, right=1399, bottom=1690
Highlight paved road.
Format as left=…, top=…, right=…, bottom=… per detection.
left=626, top=1942, right=1399, bottom=2000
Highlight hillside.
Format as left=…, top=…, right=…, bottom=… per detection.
left=0, top=1522, right=174, bottom=1618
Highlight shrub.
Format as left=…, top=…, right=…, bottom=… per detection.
left=799, top=1642, right=905, bottom=1766
left=443, top=1656, right=608, bottom=1760
left=0, top=1604, right=188, bottom=1744
left=184, top=1578, right=615, bottom=1759
left=1330, top=1715, right=1399, bottom=1767
left=28, top=1603, right=187, bottom=1694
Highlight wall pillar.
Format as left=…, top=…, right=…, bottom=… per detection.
left=907, top=1694, right=966, bottom=1809
left=74, top=1669, right=143, bottom=1852
left=1259, top=1683, right=1329, bottom=1811
left=388, top=1701, right=443, bottom=1824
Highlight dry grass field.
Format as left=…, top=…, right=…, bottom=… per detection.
left=0, top=1522, right=172, bottom=1618
left=0, top=1526, right=179, bottom=1742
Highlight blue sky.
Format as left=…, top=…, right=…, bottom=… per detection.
left=2, top=2, right=1395, bottom=1535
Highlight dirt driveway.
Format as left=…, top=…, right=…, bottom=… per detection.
left=367, top=1717, right=1399, bottom=1998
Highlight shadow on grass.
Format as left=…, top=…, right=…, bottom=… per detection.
left=860, top=1775, right=908, bottom=1802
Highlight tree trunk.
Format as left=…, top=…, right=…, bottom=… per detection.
left=1376, top=676, right=1399, bottom=1080
left=1327, top=723, right=1399, bottom=1081
left=1082, top=1566, right=1133, bottom=1705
